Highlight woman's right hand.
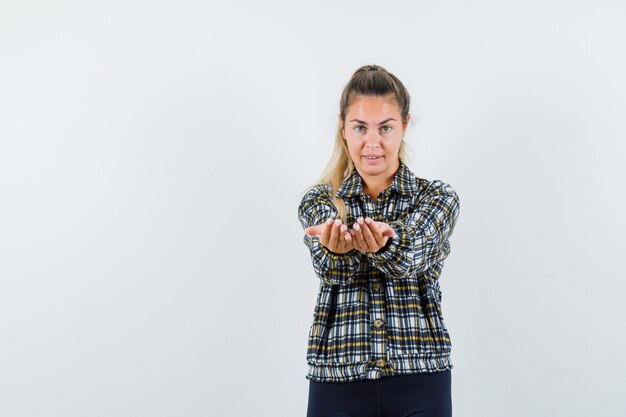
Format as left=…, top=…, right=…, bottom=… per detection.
left=304, top=218, right=354, bottom=254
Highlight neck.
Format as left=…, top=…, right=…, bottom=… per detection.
left=360, top=160, right=400, bottom=199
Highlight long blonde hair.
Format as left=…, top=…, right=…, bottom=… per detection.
left=303, top=64, right=413, bottom=224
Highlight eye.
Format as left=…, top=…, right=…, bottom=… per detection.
left=354, top=125, right=365, bottom=133
left=381, top=126, right=392, bottom=133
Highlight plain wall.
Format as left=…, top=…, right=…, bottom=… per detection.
left=1, top=1, right=625, bottom=416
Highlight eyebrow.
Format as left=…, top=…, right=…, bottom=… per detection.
left=349, top=118, right=397, bottom=125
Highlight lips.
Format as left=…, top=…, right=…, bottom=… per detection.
left=363, top=155, right=383, bottom=165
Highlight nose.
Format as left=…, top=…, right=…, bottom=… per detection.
left=365, top=131, right=381, bottom=148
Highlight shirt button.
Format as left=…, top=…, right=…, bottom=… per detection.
left=373, top=318, right=384, bottom=328
left=372, top=282, right=382, bottom=292
left=375, top=358, right=387, bottom=368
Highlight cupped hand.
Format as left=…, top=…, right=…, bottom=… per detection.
left=349, top=217, right=395, bottom=253
left=304, top=218, right=355, bottom=255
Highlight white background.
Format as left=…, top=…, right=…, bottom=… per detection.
left=1, top=1, right=625, bottom=416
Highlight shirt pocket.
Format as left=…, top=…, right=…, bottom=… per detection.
left=423, top=279, right=452, bottom=353
left=386, top=276, right=452, bottom=356
left=424, top=279, right=443, bottom=315
left=307, top=283, right=372, bottom=364
left=307, top=284, right=333, bottom=363
left=307, top=305, right=331, bottom=363
left=386, top=276, right=422, bottom=356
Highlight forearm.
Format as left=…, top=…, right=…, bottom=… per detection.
left=298, top=185, right=362, bottom=285
left=304, top=234, right=362, bottom=285
left=366, top=182, right=460, bottom=279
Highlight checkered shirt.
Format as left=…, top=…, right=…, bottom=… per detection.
left=297, top=160, right=460, bottom=383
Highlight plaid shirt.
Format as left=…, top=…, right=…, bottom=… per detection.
left=297, top=160, right=460, bottom=383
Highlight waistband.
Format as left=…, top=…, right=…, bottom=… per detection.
left=306, top=354, right=453, bottom=383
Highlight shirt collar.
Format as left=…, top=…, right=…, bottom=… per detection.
left=334, top=159, right=419, bottom=199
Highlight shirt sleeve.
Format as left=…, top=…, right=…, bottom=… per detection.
left=365, top=180, right=460, bottom=279
left=297, top=185, right=362, bottom=286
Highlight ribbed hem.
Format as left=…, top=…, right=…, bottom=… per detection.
left=306, top=354, right=453, bottom=383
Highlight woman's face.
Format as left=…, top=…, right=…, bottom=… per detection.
left=342, top=94, right=408, bottom=181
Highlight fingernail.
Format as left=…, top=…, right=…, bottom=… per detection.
left=354, top=223, right=360, bottom=231
left=357, top=217, right=364, bottom=224
left=334, top=219, right=341, bottom=226
left=326, top=218, right=334, bottom=225
left=365, top=217, right=372, bottom=224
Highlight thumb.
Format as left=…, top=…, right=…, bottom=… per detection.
left=381, top=225, right=395, bottom=238
left=374, top=221, right=395, bottom=238
left=304, top=225, right=323, bottom=236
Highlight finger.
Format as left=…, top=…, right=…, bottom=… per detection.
left=349, top=228, right=363, bottom=252
left=364, top=217, right=388, bottom=248
left=373, top=221, right=395, bottom=238
left=338, top=223, right=350, bottom=250
left=333, top=220, right=351, bottom=252
left=381, top=224, right=395, bottom=238
left=344, top=232, right=354, bottom=251
left=344, top=227, right=353, bottom=242
left=352, top=218, right=368, bottom=250
left=332, top=220, right=344, bottom=251
left=360, top=217, right=379, bottom=250
left=365, top=217, right=384, bottom=241
left=329, top=218, right=343, bottom=250
left=319, top=218, right=334, bottom=246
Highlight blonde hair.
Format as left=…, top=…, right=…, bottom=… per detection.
left=303, top=64, right=413, bottom=224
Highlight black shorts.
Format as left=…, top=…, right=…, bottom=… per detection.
left=306, top=370, right=452, bottom=417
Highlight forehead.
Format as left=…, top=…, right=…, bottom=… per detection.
left=346, top=94, right=401, bottom=119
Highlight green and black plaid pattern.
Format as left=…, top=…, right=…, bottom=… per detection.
left=298, top=160, right=460, bottom=383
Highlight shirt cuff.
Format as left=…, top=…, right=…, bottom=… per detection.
left=317, top=239, right=361, bottom=260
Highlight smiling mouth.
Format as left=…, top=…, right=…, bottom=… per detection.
left=363, top=155, right=383, bottom=159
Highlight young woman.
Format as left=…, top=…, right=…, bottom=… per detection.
left=298, top=64, right=461, bottom=417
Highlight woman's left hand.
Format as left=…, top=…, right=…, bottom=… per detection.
left=350, top=217, right=395, bottom=253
